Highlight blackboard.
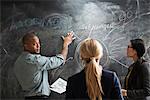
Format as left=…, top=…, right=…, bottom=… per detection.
left=1, top=0, right=150, bottom=99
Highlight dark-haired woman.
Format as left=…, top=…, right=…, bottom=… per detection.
left=122, top=39, right=150, bottom=100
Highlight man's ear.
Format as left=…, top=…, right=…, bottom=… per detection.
left=24, top=44, right=28, bottom=50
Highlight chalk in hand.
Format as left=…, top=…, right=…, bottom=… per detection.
left=71, top=31, right=76, bottom=40
left=66, top=57, right=74, bottom=62
left=61, top=36, right=65, bottom=40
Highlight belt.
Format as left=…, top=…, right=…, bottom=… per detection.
left=25, top=95, right=49, bottom=99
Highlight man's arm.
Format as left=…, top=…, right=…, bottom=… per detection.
left=61, top=32, right=75, bottom=62
left=33, top=32, right=75, bottom=70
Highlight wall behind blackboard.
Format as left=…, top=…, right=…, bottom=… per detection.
left=1, top=0, right=150, bottom=99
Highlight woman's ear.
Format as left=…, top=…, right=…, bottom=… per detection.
left=133, top=49, right=138, bottom=56
left=81, top=60, right=86, bottom=67
left=80, top=54, right=83, bottom=60
left=79, top=56, right=82, bottom=60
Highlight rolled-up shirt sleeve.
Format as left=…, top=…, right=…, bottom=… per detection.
left=47, top=54, right=65, bottom=69
left=33, top=54, right=64, bottom=70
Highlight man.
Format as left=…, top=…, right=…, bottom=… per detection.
left=14, top=31, right=74, bottom=99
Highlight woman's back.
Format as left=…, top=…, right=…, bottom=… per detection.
left=66, top=69, right=124, bottom=100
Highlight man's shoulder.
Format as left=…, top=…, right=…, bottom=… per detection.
left=25, top=52, right=41, bottom=57
left=15, top=52, right=43, bottom=64
left=24, top=52, right=43, bottom=60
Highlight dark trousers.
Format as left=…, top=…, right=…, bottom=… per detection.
left=25, top=95, right=49, bottom=100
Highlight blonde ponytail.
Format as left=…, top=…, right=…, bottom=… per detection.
left=80, top=39, right=104, bottom=100
left=85, top=58, right=103, bottom=100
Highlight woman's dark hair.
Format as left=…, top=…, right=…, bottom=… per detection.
left=130, top=39, right=146, bottom=58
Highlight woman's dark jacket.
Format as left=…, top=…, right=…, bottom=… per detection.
left=66, top=69, right=124, bottom=100
left=124, top=59, right=150, bottom=100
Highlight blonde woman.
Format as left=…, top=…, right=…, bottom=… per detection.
left=66, top=39, right=124, bottom=100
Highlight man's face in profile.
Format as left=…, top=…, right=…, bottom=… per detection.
left=24, top=36, right=41, bottom=54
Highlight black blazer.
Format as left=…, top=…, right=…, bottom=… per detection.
left=125, top=59, right=150, bottom=100
left=66, top=69, right=124, bottom=100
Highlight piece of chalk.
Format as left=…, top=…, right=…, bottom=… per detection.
left=70, top=31, right=76, bottom=40
left=61, top=36, right=65, bottom=40
left=66, top=57, right=74, bottom=62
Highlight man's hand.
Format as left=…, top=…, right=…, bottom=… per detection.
left=121, top=89, right=127, bottom=96
left=62, top=32, right=75, bottom=47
